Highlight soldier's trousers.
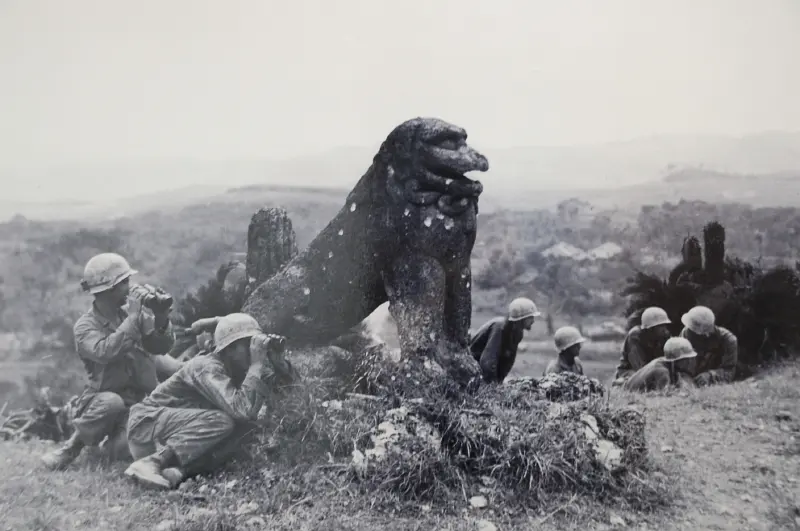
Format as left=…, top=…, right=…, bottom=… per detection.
left=72, top=391, right=129, bottom=447
left=127, top=404, right=256, bottom=477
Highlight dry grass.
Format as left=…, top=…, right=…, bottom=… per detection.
left=4, top=358, right=800, bottom=530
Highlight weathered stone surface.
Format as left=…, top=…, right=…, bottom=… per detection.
left=241, top=118, right=489, bottom=385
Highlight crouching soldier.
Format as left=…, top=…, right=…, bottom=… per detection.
left=613, top=307, right=673, bottom=387
left=679, top=306, right=738, bottom=386
left=623, top=337, right=697, bottom=392
left=41, top=253, right=177, bottom=470
left=544, top=326, right=586, bottom=376
left=470, top=297, right=540, bottom=384
left=124, top=313, right=298, bottom=490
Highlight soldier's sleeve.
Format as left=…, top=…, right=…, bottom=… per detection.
left=543, top=359, right=557, bottom=376
left=141, top=320, right=176, bottom=355
left=700, top=328, right=738, bottom=384
left=478, top=325, right=504, bottom=382
left=614, top=333, right=634, bottom=379
left=74, top=313, right=142, bottom=364
left=188, top=361, right=270, bottom=422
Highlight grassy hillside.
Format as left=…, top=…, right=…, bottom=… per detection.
left=3, top=356, right=798, bottom=531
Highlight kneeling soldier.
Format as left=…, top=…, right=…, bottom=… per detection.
left=124, top=313, right=297, bottom=489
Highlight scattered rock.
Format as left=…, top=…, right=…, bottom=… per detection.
left=660, top=445, right=674, bottom=453
left=740, top=494, right=753, bottom=502
left=244, top=516, right=266, bottom=527
left=154, top=520, right=176, bottom=531
left=716, top=504, right=734, bottom=515
left=234, top=501, right=259, bottom=516
left=475, top=519, right=498, bottom=531
left=469, top=495, right=489, bottom=509
left=581, top=414, right=624, bottom=472
left=609, top=513, right=626, bottom=526
left=225, top=479, right=238, bottom=489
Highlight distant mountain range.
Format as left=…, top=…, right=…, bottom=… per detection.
left=3, top=131, right=800, bottom=222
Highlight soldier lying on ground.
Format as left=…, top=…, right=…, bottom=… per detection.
left=544, top=326, right=586, bottom=376
left=679, top=306, right=738, bottom=386
left=613, top=307, right=673, bottom=387
left=623, top=337, right=697, bottom=392
left=470, top=297, right=540, bottom=383
left=41, top=253, right=179, bottom=471
left=124, top=313, right=298, bottom=490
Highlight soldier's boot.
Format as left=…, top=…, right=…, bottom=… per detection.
left=124, top=448, right=174, bottom=490
left=161, top=467, right=186, bottom=489
left=41, top=432, right=85, bottom=471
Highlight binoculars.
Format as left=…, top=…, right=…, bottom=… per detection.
left=130, top=283, right=174, bottom=312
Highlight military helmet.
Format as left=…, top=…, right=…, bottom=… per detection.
left=213, top=313, right=263, bottom=354
left=81, top=253, right=137, bottom=294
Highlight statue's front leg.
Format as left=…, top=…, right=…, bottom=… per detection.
left=383, top=253, right=445, bottom=360
left=443, top=260, right=472, bottom=350
left=383, top=253, right=480, bottom=386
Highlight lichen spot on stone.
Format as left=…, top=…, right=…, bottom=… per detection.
left=328, top=251, right=334, bottom=259
left=444, top=218, right=455, bottom=231
left=350, top=203, right=357, bottom=212
left=338, top=229, right=344, bottom=236
left=423, top=217, right=433, bottom=227
left=403, top=208, right=410, bottom=217
left=435, top=213, right=444, bottom=220
left=303, top=287, right=311, bottom=296
left=387, top=165, right=395, bottom=178
left=466, top=281, right=471, bottom=288
left=429, top=332, right=436, bottom=342
left=445, top=178, right=453, bottom=186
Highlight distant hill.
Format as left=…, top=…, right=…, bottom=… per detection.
left=3, top=130, right=800, bottom=221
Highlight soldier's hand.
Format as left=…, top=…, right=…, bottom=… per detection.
left=139, top=308, right=157, bottom=336
left=126, top=289, right=145, bottom=317
left=249, top=334, right=271, bottom=365
left=263, top=334, right=290, bottom=372
left=694, top=372, right=712, bottom=387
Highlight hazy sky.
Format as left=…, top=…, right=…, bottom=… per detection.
left=1, top=0, right=799, bottom=186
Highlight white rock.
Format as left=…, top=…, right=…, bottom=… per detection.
left=609, top=513, right=626, bottom=526
left=234, top=501, right=259, bottom=516
left=475, top=519, right=498, bottom=531
left=155, top=521, right=176, bottom=531
left=245, top=516, right=266, bottom=527
left=469, top=495, right=489, bottom=508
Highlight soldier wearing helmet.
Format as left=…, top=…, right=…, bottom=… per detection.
left=544, top=326, right=587, bottom=376
left=41, top=253, right=178, bottom=471
left=679, top=306, right=738, bottom=386
left=469, top=297, right=540, bottom=383
left=124, top=313, right=297, bottom=490
left=623, top=337, right=698, bottom=392
left=613, top=307, right=673, bottom=386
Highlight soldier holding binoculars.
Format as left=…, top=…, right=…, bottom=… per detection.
left=41, top=253, right=180, bottom=471
left=124, top=313, right=297, bottom=489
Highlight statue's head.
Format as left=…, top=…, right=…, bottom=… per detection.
left=375, top=117, right=489, bottom=203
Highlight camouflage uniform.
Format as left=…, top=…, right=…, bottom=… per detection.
left=127, top=354, right=279, bottom=477
left=679, top=325, right=738, bottom=385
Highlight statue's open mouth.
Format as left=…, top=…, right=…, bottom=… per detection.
left=423, top=131, right=489, bottom=185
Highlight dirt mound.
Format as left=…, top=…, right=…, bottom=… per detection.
left=245, top=344, right=667, bottom=512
